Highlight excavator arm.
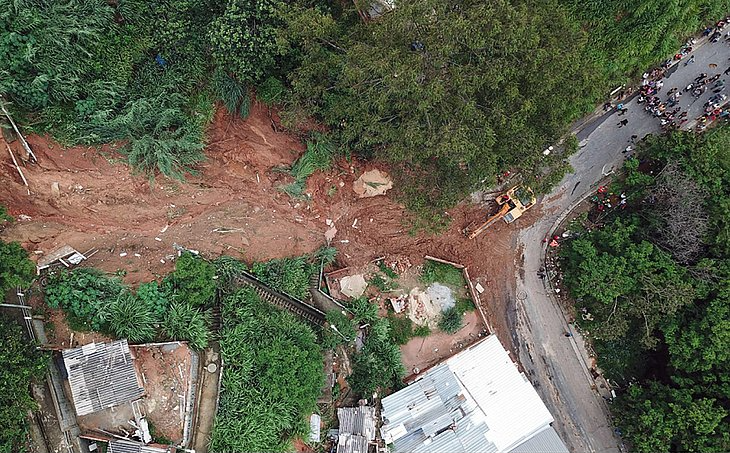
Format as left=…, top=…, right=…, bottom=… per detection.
left=467, top=204, right=510, bottom=239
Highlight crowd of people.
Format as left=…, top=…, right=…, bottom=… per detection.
left=614, top=17, right=730, bottom=133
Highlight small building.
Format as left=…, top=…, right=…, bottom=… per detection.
left=380, top=335, right=568, bottom=453
left=336, top=405, right=377, bottom=453
left=63, top=340, right=144, bottom=416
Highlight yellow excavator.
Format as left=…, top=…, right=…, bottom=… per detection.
left=465, top=186, right=537, bottom=239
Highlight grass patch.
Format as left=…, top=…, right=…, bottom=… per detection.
left=455, top=298, right=475, bottom=314
left=377, top=260, right=399, bottom=279
left=387, top=313, right=414, bottom=345
left=420, top=260, right=466, bottom=289
left=369, top=273, right=397, bottom=292
left=413, top=324, right=431, bottom=337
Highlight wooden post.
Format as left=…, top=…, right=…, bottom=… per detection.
left=6, top=142, right=30, bottom=195
left=0, top=95, right=37, bottom=163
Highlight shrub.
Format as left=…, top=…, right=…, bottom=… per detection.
left=438, top=306, right=463, bottom=334
left=0, top=205, right=13, bottom=223
left=322, top=310, right=357, bottom=349
left=162, top=301, right=211, bottom=350
left=348, top=297, right=379, bottom=324
left=377, top=260, right=399, bottom=279
left=210, top=287, right=323, bottom=452
left=350, top=318, right=405, bottom=397
left=413, top=325, right=431, bottom=337
left=166, top=252, right=217, bottom=308
left=0, top=240, right=35, bottom=293
left=45, top=268, right=126, bottom=331
left=251, top=256, right=315, bottom=300
left=106, top=293, right=158, bottom=343
left=455, top=298, right=475, bottom=314
left=212, top=68, right=248, bottom=115
left=290, top=136, right=335, bottom=181
left=136, top=281, right=170, bottom=319
left=257, top=77, right=286, bottom=105
left=369, top=273, right=397, bottom=291
left=214, top=255, right=248, bottom=293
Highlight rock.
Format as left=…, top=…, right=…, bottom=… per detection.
left=51, top=182, right=60, bottom=197
left=353, top=169, right=393, bottom=198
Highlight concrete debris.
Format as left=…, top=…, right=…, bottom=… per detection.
left=340, top=274, right=368, bottom=298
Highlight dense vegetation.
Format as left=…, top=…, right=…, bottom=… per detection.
left=321, top=297, right=406, bottom=396
left=210, top=287, right=323, bottom=452
left=0, top=314, right=48, bottom=453
left=45, top=252, right=214, bottom=347
left=3, top=0, right=727, bottom=220
left=0, top=239, right=35, bottom=293
left=560, top=127, right=730, bottom=452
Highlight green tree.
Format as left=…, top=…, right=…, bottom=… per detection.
left=663, top=283, right=730, bottom=373
left=561, top=218, right=693, bottom=347
left=615, top=383, right=728, bottom=453
left=289, top=0, right=594, bottom=218
left=0, top=314, right=48, bottom=453
left=0, top=240, right=34, bottom=292
left=166, top=252, right=216, bottom=308
left=209, top=0, right=287, bottom=83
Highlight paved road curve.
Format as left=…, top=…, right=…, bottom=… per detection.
left=511, top=35, right=730, bottom=453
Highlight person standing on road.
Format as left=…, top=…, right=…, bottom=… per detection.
left=617, top=119, right=629, bottom=128
left=685, top=55, right=696, bottom=66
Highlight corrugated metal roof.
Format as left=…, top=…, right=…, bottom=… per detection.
left=338, top=406, right=376, bottom=440
left=63, top=340, right=144, bottom=416
left=508, top=426, right=569, bottom=453
left=336, top=433, right=369, bottom=453
left=380, top=335, right=568, bottom=453
left=107, top=440, right=168, bottom=453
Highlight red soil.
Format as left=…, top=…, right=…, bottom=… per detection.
left=0, top=101, right=518, bottom=352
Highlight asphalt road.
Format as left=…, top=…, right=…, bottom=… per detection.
left=511, top=35, right=730, bottom=453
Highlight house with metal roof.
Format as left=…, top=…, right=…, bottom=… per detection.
left=380, top=334, right=569, bottom=453
left=62, top=340, right=144, bottom=416
left=336, top=405, right=377, bottom=453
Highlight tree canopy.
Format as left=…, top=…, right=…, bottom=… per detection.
left=560, top=126, right=730, bottom=452
left=3, top=0, right=727, bottom=217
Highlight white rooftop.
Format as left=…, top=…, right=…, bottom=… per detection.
left=381, top=334, right=568, bottom=453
